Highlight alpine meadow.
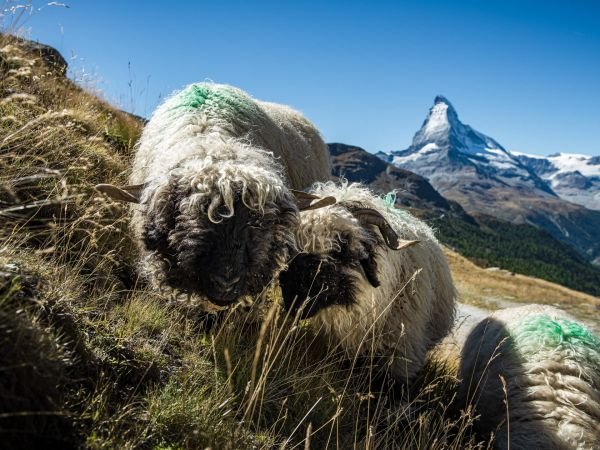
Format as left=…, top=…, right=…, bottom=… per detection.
left=2, top=1, right=600, bottom=449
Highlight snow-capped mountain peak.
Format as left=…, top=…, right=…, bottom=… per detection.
left=374, top=95, right=600, bottom=264
left=434, top=94, right=452, bottom=105
left=413, top=95, right=463, bottom=147
left=413, top=95, right=456, bottom=146
left=381, top=96, right=554, bottom=196
left=408, top=96, right=518, bottom=164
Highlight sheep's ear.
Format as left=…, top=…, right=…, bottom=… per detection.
left=346, top=206, right=419, bottom=250
left=291, top=189, right=336, bottom=211
left=95, top=183, right=145, bottom=203
left=396, top=240, right=420, bottom=250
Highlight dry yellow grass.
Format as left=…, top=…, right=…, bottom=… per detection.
left=445, top=247, right=600, bottom=332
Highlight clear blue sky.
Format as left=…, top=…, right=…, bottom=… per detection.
left=17, top=0, right=600, bottom=156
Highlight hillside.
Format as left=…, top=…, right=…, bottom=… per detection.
left=0, top=34, right=487, bottom=450
left=2, top=34, right=598, bottom=449
left=445, top=248, right=600, bottom=334
left=330, top=143, right=600, bottom=297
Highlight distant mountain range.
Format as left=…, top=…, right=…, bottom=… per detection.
left=376, top=96, right=600, bottom=265
left=513, top=152, right=600, bottom=211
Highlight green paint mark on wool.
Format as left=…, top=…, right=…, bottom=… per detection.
left=173, top=84, right=262, bottom=121
left=177, top=84, right=212, bottom=109
left=382, top=191, right=410, bottom=219
left=384, top=192, right=396, bottom=209
left=512, top=314, right=600, bottom=359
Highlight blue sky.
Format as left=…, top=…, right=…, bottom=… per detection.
left=16, top=0, right=600, bottom=156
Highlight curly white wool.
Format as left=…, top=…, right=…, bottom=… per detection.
left=295, top=181, right=456, bottom=381
left=131, top=82, right=330, bottom=229
left=127, top=83, right=331, bottom=293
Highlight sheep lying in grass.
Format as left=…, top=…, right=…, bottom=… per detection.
left=97, top=83, right=334, bottom=305
left=436, top=303, right=600, bottom=449
left=279, top=181, right=456, bottom=381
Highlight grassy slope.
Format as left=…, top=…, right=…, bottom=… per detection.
left=445, top=248, right=600, bottom=333
left=0, top=35, right=485, bottom=449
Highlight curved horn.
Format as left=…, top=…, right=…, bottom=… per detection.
left=291, top=189, right=336, bottom=211
left=347, top=206, right=420, bottom=250
left=95, top=183, right=145, bottom=203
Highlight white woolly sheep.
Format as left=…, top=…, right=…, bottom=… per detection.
left=436, top=303, right=600, bottom=449
left=279, top=181, right=457, bottom=381
left=97, top=83, right=333, bottom=305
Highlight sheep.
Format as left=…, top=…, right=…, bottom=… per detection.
left=435, top=303, right=600, bottom=449
left=279, top=181, right=457, bottom=381
left=96, top=83, right=334, bottom=305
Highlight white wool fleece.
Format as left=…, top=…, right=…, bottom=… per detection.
left=435, top=303, right=600, bottom=450
left=127, top=83, right=331, bottom=287
left=297, top=181, right=456, bottom=381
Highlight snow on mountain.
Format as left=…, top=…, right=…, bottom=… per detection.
left=381, top=96, right=554, bottom=196
left=512, top=151, right=600, bottom=177
left=513, top=151, right=600, bottom=210
left=549, top=153, right=600, bottom=177
left=410, top=96, right=506, bottom=159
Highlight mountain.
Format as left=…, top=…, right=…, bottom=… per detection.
left=329, top=143, right=600, bottom=297
left=378, top=96, right=555, bottom=197
left=513, top=152, right=600, bottom=211
left=378, top=97, right=600, bottom=265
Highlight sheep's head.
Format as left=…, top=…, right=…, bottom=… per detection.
left=279, top=202, right=418, bottom=318
left=96, top=173, right=334, bottom=306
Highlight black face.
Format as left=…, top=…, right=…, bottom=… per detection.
left=142, top=178, right=297, bottom=306
left=279, top=231, right=381, bottom=319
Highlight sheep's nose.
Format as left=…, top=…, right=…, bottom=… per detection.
left=212, top=274, right=241, bottom=292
